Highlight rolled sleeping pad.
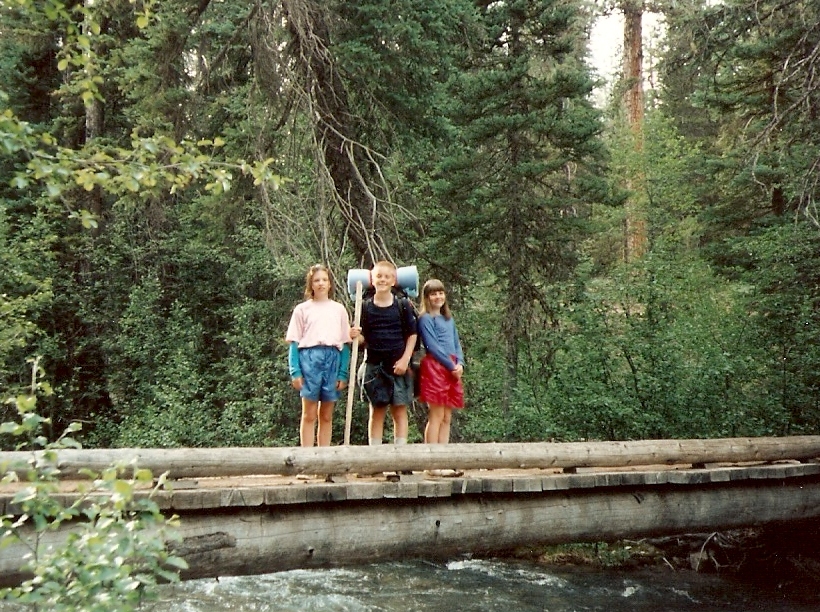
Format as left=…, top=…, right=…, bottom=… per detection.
left=347, top=265, right=419, bottom=299
left=347, top=268, right=371, bottom=299
left=396, top=265, right=419, bottom=298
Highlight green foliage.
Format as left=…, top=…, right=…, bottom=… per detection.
left=730, top=223, right=820, bottom=434
left=2, top=0, right=820, bottom=452
left=0, top=0, right=290, bottom=447
left=455, top=287, right=509, bottom=442
left=1, top=361, right=187, bottom=610
left=430, top=0, right=611, bottom=411
left=661, top=0, right=820, bottom=230
left=334, top=0, right=474, bottom=139
left=0, top=206, right=54, bottom=389
left=106, top=280, right=212, bottom=447
left=543, top=254, right=769, bottom=440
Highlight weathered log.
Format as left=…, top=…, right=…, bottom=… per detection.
left=2, top=436, right=820, bottom=479
left=2, top=476, right=819, bottom=586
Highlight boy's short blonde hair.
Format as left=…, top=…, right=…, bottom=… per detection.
left=373, top=260, right=396, bottom=272
left=372, top=260, right=397, bottom=281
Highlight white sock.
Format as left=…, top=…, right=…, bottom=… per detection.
left=394, top=437, right=407, bottom=445
left=369, top=438, right=382, bottom=445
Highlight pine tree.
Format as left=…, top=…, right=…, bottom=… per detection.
left=433, top=0, right=611, bottom=411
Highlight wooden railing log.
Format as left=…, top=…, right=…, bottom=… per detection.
left=2, top=436, right=820, bottom=479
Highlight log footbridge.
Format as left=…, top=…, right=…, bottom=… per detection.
left=2, top=436, right=820, bottom=585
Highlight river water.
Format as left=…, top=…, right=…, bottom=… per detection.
left=153, top=558, right=818, bottom=612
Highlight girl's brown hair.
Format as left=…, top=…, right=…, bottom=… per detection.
left=304, top=264, right=335, bottom=299
left=421, top=278, right=451, bottom=318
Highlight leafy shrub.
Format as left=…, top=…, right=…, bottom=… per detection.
left=1, top=362, right=187, bottom=610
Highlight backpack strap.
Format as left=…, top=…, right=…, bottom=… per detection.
left=396, top=296, right=408, bottom=339
left=360, top=297, right=372, bottom=333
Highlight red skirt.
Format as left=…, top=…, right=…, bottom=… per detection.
left=419, top=354, right=464, bottom=409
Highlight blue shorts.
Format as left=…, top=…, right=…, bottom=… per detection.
left=363, top=362, right=413, bottom=408
left=299, top=346, right=341, bottom=402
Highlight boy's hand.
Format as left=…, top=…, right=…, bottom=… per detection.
left=393, top=356, right=410, bottom=375
left=336, top=380, right=348, bottom=391
left=453, top=364, right=464, bottom=380
left=291, top=377, right=303, bottom=390
left=350, top=327, right=361, bottom=340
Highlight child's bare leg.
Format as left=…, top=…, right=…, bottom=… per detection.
left=369, top=405, right=387, bottom=444
left=439, top=407, right=452, bottom=444
left=425, top=404, right=444, bottom=443
left=300, top=399, right=319, bottom=447
left=316, top=401, right=335, bottom=446
left=391, top=405, right=408, bottom=443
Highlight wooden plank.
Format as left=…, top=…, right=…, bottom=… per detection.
left=793, top=463, right=820, bottom=477
left=345, top=482, right=387, bottom=501
left=542, top=474, right=572, bottom=490
left=171, top=489, right=223, bottom=511
left=512, top=477, right=543, bottom=493
left=4, top=436, right=820, bottom=479
left=667, top=470, right=709, bottom=485
left=220, top=488, right=264, bottom=507
left=382, top=482, right=419, bottom=499
left=482, top=478, right=513, bottom=494
left=2, top=463, right=817, bottom=513
left=567, top=474, right=598, bottom=489
left=305, top=483, right=348, bottom=503
left=264, top=487, right=307, bottom=505
left=450, top=477, right=483, bottom=495
left=705, top=469, right=732, bottom=483
left=418, top=481, right=452, bottom=498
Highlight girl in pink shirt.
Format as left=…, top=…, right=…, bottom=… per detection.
left=286, top=264, right=353, bottom=446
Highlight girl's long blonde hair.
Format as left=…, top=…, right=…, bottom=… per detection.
left=303, top=264, right=335, bottom=299
left=421, top=278, right=452, bottom=319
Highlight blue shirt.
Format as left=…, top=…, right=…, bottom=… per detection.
left=418, top=313, right=464, bottom=371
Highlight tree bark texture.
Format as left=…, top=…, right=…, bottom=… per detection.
left=3, top=473, right=820, bottom=585
left=283, top=0, right=388, bottom=263
left=622, top=0, right=644, bottom=137
left=622, top=0, right=647, bottom=260
left=4, top=436, right=820, bottom=479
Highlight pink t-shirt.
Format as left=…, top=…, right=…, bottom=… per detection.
left=285, top=299, right=351, bottom=350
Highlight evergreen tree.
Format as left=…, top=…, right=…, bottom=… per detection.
left=433, top=0, right=611, bottom=414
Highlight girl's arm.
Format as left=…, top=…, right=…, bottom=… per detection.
left=337, top=343, right=351, bottom=382
left=288, top=342, right=302, bottom=379
left=453, top=321, right=465, bottom=367
left=419, top=316, right=456, bottom=370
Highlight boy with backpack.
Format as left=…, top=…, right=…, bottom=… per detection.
left=358, top=260, right=419, bottom=445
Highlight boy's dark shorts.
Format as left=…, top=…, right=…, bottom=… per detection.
left=363, top=363, right=413, bottom=407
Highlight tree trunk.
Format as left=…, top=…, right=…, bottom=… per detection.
left=622, top=0, right=647, bottom=260
left=85, top=98, right=104, bottom=237
left=283, top=0, right=389, bottom=263
left=84, top=2, right=104, bottom=237
left=623, top=0, right=644, bottom=137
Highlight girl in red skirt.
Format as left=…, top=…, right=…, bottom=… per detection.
left=418, top=279, right=465, bottom=444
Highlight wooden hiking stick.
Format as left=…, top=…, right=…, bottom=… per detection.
left=344, top=279, right=364, bottom=445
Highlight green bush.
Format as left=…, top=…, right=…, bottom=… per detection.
left=1, top=362, right=187, bottom=610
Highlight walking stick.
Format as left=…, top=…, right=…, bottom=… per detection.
left=344, top=279, right=364, bottom=445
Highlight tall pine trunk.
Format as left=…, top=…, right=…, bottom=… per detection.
left=622, top=0, right=647, bottom=260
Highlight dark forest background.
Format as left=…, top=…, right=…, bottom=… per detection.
left=2, top=0, right=819, bottom=449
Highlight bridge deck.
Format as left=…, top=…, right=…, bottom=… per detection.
left=3, top=460, right=818, bottom=514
